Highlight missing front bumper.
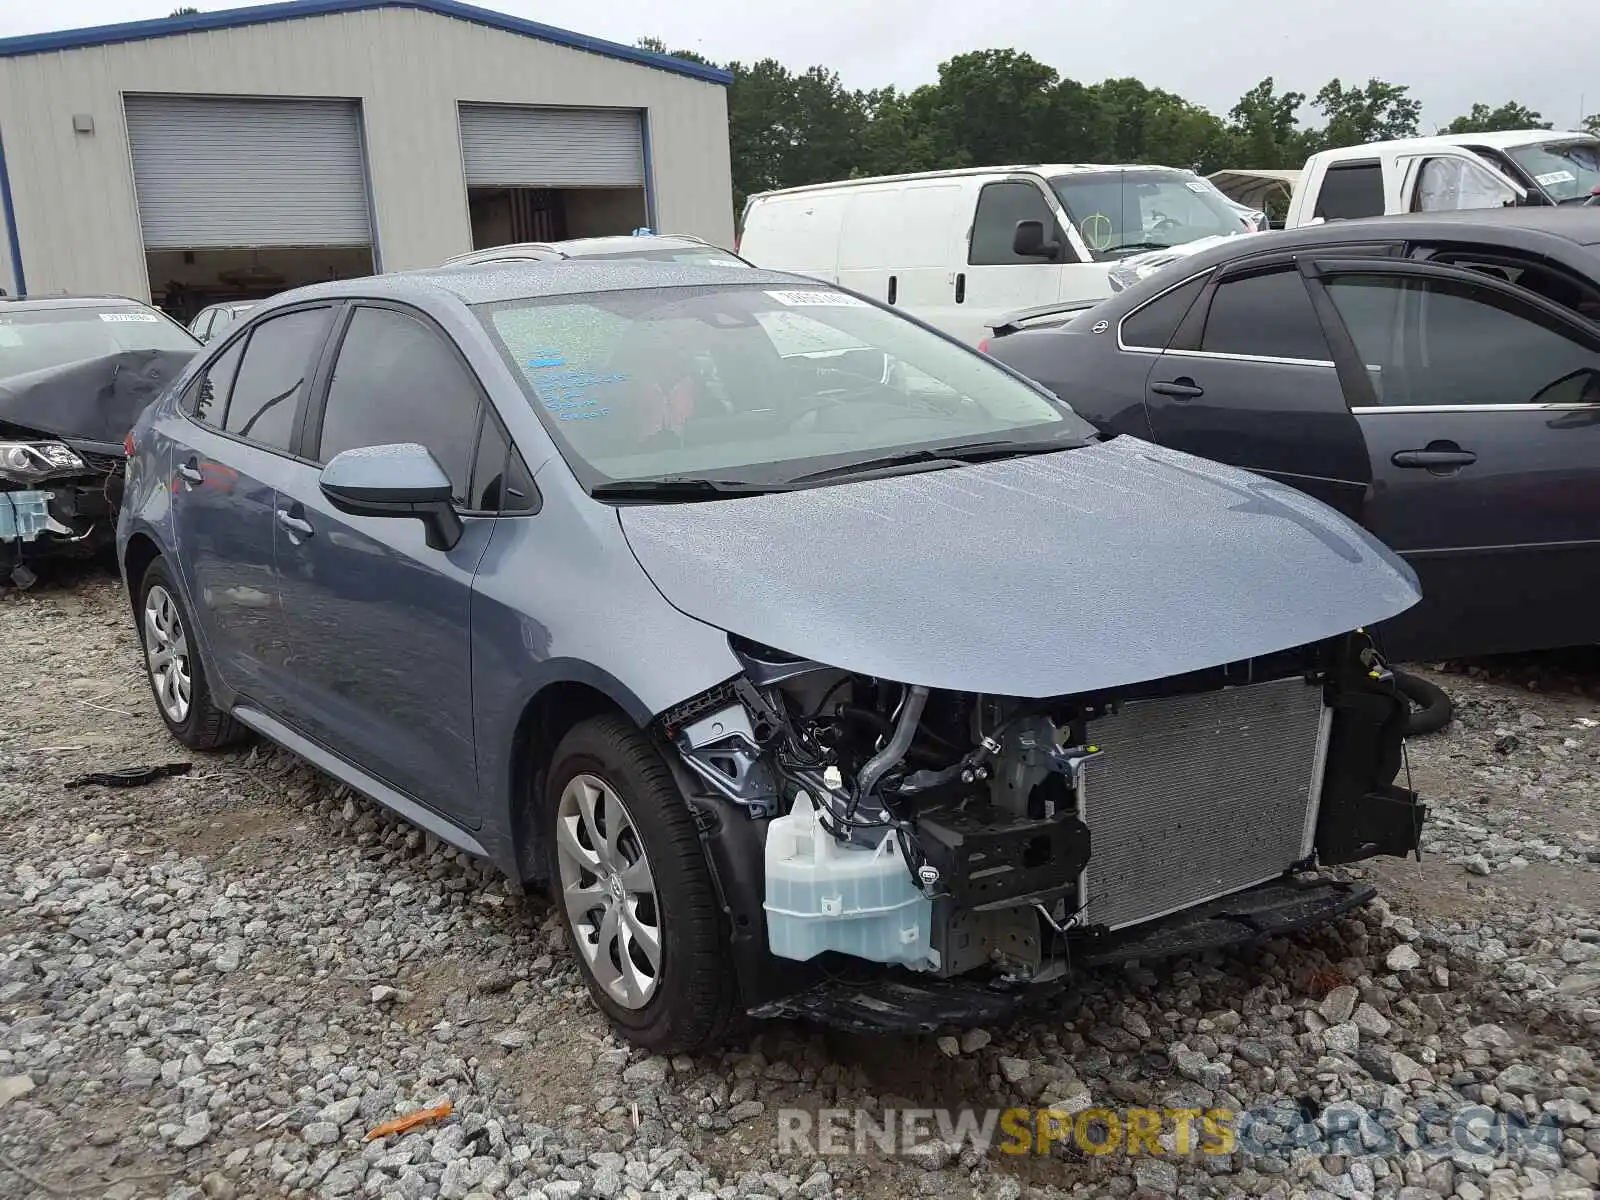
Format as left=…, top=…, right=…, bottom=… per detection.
left=746, top=874, right=1376, bottom=1033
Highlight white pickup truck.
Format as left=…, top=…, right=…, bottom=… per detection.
left=1100, top=129, right=1600, bottom=294
left=1286, top=129, right=1600, bottom=224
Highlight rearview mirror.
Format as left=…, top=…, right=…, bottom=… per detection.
left=1013, top=220, right=1061, bottom=261
left=319, top=443, right=463, bottom=551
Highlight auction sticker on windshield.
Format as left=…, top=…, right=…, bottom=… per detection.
left=765, top=290, right=869, bottom=307
left=99, top=312, right=160, bottom=322
left=1535, top=170, right=1576, bottom=187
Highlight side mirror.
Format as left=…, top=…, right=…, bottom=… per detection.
left=319, top=443, right=463, bottom=551
left=1013, top=220, right=1061, bottom=261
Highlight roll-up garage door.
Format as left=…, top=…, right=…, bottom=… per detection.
left=458, top=104, right=644, bottom=188
left=124, top=95, right=372, bottom=249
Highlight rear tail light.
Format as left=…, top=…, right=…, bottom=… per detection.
left=977, top=337, right=990, bottom=354
left=123, top=430, right=135, bottom=457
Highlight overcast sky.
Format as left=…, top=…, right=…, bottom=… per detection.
left=3, top=0, right=1593, bottom=132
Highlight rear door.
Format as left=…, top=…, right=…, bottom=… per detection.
left=1137, top=255, right=1374, bottom=519
left=1304, top=256, right=1600, bottom=659
left=273, top=301, right=500, bottom=823
left=165, top=305, right=337, bottom=713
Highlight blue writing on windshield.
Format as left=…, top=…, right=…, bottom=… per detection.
left=528, top=360, right=629, bottom=422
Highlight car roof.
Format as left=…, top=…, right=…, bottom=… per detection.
left=1167, top=209, right=1600, bottom=266
left=0, top=294, right=152, bottom=310
left=445, top=235, right=726, bottom=264
left=1075, top=209, right=1600, bottom=321
left=282, top=260, right=818, bottom=308
left=1314, top=129, right=1595, bottom=159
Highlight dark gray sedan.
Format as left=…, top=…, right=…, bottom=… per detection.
left=984, top=208, right=1600, bottom=662
left=119, top=261, right=1423, bottom=1050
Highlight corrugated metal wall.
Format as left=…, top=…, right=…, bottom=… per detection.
left=0, top=7, right=734, bottom=299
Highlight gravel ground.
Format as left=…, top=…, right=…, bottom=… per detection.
left=1, top=566, right=1597, bottom=1200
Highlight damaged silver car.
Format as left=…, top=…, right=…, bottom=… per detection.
left=2, top=295, right=199, bottom=586
left=117, top=263, right=1425, bottom=1052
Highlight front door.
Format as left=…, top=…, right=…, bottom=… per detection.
left=1309, top=256, right=1600, bottom=659
left=273, top=301, right=494, bottom=823
left=1138, top=258, right=1373, bottom=520
left=164, top=306, right=336, bottom=712
left=952, top=179, right=1076, bottom=347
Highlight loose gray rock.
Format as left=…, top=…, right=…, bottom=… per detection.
left=1386, top=944, right=1423, bottom=971
left=172, top=1112, right=213, bottom=1149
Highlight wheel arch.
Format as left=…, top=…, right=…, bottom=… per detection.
left=121, top=530, right=164, bottom=615
left=506, top=670, right=655, bottom=888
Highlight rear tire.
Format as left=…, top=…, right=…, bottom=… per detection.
left=544, top=715, right=738, bottom=1053
left=136, top=558, right=247, bottom=750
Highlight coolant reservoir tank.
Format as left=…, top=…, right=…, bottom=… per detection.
left=763, top=792, right=937, bottom=970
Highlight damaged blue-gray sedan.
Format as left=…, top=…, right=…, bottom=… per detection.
left=117, top=261, right=1425, bottom=1051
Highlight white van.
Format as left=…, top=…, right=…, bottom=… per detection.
left=737, top=165, right=1256, bottom=345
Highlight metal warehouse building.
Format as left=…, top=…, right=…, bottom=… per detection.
left=0, top=0, right=735, bottom=318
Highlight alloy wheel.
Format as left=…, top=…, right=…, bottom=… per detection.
left=143, top=584, right=192, bottom=725
left=555, top=773, right=661, bottom=1009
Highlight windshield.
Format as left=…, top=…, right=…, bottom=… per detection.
left=0, top=305, right=199, bottom=380
left=475, top=283, right=1092, bottom=492
left=1050, top=170, right=1247, bottom=260
left=582, top=247, right=749, bottom=268
left=1503, top=138, right=1600, bottom=204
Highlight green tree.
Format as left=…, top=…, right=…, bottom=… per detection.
left=1442, top=101, right=1550, bottom=134
left=922, top=50, right=1062, bottom=167
left=1582, top=113, right=1600, bottom=137
left=170, top=6, right=200, bottom=14
left=1311, top=78, right=1421, bottom=148
left=1228, top=77, right=1311, bottom=167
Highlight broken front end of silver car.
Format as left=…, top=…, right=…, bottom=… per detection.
left=657, top=630, right=1424, bottom=1030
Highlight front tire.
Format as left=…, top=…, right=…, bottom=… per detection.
left=136, top=558, right=246, bottom=750
left=544, top=715, right=737, bottom=1053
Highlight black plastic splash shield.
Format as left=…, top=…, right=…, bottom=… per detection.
left=747, top=875, right=1375, bottom=1034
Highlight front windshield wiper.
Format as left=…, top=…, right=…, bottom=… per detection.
left=589, top=477, right=787, bottom=501
left=1105, top=241, right=1176, bottom=256
left=785, top=437, right=1084, bottom=486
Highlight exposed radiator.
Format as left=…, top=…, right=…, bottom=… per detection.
left=1078, top=675, right=1331, bottom=932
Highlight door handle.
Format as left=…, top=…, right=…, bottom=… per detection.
left=1150, top=378, right=1205, bottom=399
left=177, top=460, right=204, bottom=486
left=276, top=509, right=314, bottom=538
left=887, top=275, right=898, bottom=305
left=1392, top=448, right=1477, bottom=470
left=954, top=273, right=966, bottom=304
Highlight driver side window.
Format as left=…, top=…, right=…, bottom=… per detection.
left=315, top=305, right=483, bottom=503
left=969, top=182, right=1064, bottom=265
left=1411, top=157, right=1518, bottom=213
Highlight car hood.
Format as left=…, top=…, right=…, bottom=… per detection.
left=0, top=350, right=196, bottom=445
left=617, top=437, right=1420, bottom=698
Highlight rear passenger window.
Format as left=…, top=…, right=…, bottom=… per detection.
left=1200, top=269, right=1330, bottom=362
left=223, top=308, right=333, bottom=451
left=969, top=182, right=1064, bottom=266
left=1314, top=162, right=1385, bottom=221
left=1120, top=275, right=1207, bottom=349
left=316, top=305, right=482, bottom=504
left=187, top=336, right=244, bottom=425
